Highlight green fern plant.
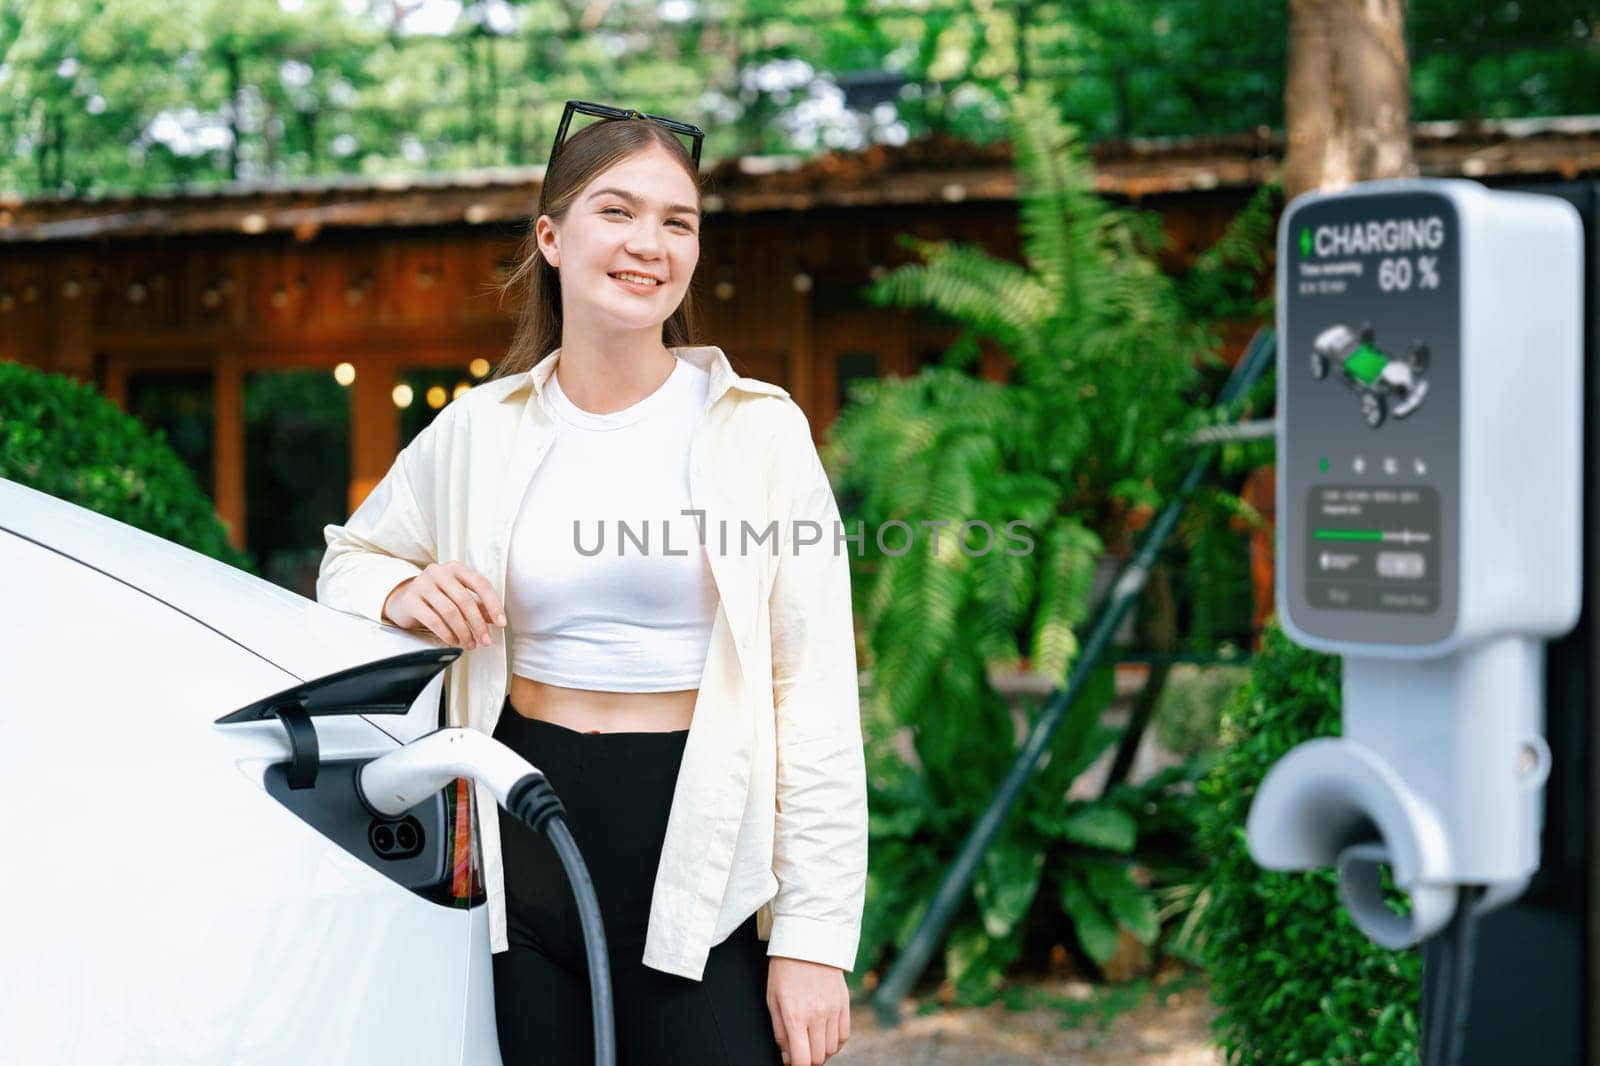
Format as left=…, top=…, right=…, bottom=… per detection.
left=833, top=85, right=1275, bottom=1001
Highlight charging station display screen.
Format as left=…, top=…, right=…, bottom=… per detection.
left=1282, top=191, right=1460, bottom=646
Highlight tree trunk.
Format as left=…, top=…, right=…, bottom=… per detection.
left=1284, top=0, right=1416, bottom=199
left=1259, top=2, right=1417, bottom=649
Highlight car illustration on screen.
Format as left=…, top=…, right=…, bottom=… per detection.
left=1309, top=322, right=1431, bottom=428
left=0, top=477, right=506, bottom=1065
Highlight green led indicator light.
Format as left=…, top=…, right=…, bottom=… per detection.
left=1299, top=227, right=1313, bottom=258
left=1319, top=457, right=1329, bottom=473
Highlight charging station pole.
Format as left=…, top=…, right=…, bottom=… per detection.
left=1448, top=180, right=1600, bottom=1066
left=1246, top=176, right=1589, bottom=1066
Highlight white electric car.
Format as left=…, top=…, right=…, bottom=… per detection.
left=1, top=476, right=507, bottom=1064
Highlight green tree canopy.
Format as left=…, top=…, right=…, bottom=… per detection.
left=2, top=0, right=1594, bottom=196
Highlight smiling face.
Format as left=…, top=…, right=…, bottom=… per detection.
left=535, top=144, right=702, bottom=338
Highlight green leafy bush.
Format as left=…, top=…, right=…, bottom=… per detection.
left=0, top=361, right=252, bottom=571
left=860, top=661, right=1213, bottom=1002
left=1196, top=618, right=1419, bottom=1063
left=1152, top=663, right=1251, bottom=760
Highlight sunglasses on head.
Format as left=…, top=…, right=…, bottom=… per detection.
left=548, top=100, right=705, bottom=172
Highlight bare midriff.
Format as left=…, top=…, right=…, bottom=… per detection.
left=507, top=674, right=697, bottom=733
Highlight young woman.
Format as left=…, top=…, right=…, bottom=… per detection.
left=316, top=103, right=867, bottom=1066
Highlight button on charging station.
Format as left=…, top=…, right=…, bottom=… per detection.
left=1377, top=551, right=1427, bottom=579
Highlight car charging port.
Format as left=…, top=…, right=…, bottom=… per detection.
left=368, top=815, right=425, bottom=860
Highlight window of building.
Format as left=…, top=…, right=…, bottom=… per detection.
left=125, top=371, right=215, bottom=496
left=244, top=369, right=351, bottom=597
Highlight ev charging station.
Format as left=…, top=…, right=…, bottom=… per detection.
left=1247, top=177, right=1595, bottom=1064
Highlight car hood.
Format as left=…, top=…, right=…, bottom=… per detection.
left=0, top=477, right=440, bottom=685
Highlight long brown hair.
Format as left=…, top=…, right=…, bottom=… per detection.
left=490, top=119, right=707, bottom=382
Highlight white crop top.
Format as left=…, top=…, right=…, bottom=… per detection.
left=503, top=355, right=719, bottom=692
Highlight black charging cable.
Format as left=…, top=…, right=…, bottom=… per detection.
left=353, top=730, right=618, bottom=1065
left=1421, top=885, right=1484, bottom=1066
left=506, top=773, right=616, bottom=1066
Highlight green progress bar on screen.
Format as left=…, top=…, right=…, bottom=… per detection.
left=1313, top=530, right=1384, bottom=542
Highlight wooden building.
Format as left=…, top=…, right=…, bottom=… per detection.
left=3, top=115, right=1597, bottom=602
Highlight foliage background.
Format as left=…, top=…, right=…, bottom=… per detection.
left=834, top=84, right=1275, bottom=1001
left=2, top=0, right=1595, bottom=195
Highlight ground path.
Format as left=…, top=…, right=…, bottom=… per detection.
left=833, top=971, right=1222, bottom=1066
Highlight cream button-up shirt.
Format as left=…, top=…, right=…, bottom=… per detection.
left=316, top=345, right=868, bottom=981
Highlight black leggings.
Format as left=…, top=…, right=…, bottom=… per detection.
left=491, top=699, right=783, bottom=1066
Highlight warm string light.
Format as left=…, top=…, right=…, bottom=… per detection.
left=3, top=206, right=899, bottom=436
left=3, top=272, right=121, bottom=309
left=345, top=272, right=374, bottom=305
left=0, top=260, right=545, bottom=326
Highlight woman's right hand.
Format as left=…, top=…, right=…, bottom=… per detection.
left=382, top=561, right=507, bottom=649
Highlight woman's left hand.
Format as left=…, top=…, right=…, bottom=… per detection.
left=766, top=956, right=851, bottom=1065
